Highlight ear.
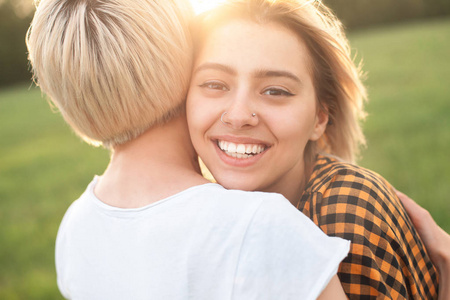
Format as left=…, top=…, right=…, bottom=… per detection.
left=309, top=108, right=329, bottom=141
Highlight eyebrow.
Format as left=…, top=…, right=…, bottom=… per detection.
left=253, top=69, right=302, bottom=84
left=193, top=62, right=236, bottom=75
left=193, top=63, right=302, bottom=84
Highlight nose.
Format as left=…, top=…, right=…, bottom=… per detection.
left=220, top=95, right=258, bottom=129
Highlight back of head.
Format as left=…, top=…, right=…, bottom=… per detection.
left=27, top=0, right=194, bottom=148
left=193, top=0, right=367, bottom=163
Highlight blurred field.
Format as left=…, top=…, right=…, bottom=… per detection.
left=353, top=18, right=450, bottom=232
left=0, top=86, right=109, bottom=298
left=0, top=18, right=449, bottom=299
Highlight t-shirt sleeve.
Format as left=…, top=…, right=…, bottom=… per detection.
left=55, top=200, right=81, bottom=300
left=232, top=194, right=350, bottom=300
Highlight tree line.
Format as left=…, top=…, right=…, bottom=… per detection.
left=1, top=0, right=449, bottom=87
left=0, top=1, right=33, bottom=87
left=324, top=0, right=450, bottom=29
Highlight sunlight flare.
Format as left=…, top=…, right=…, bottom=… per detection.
left=190, top=0, right=227, bottom=15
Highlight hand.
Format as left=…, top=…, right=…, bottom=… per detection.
left=396, top=190, right=449, bottom=299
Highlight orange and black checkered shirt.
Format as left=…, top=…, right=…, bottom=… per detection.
left=299, top=155, right=439, bottom=299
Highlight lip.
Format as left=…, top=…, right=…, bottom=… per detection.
left=211, top=135, right=270, bottom=167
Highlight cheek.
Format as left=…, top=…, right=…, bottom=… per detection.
left=271, top=107, right=317, bottom=141
left=186, top=92, right=217, bottom=140
left=269, top=117, right=317, bottom=167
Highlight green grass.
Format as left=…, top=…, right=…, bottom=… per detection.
left=0, top=86, right=109, bottom=298
left=1, top=18, right=449, bottom=298
left=351, top=18, right=450, bottom=232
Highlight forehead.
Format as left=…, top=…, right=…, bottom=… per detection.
left=194, top=19, right=313, bottom=76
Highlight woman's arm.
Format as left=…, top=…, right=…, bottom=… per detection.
left=396, top=190, right=449, bottom=299
left=317, top=275, right=347, bottom=300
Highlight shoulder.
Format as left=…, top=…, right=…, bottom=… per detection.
left=188, top=183, right=295, bottom=218
left=306, top=155, right=394, bottom=195
left=56, top=178, right=100, bottom=240
left=202, top=184, right=329, bottom=229
left=304, top=155, right=398, bottom=211
left=233, top=186, right=350, bottom=299
left=300, top=154, right=410, bottom=247
left=301, top=156, right=439, bottom=298
left=244, top=188, right=350, bottom=253
left=301, top=155, right=411, bottom=260
left=195, top=184, right=349, bottom=254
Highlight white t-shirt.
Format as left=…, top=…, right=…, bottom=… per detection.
left=56, top=177, right=349, bottom=300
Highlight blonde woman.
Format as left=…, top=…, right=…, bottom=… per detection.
left=186, top=0, right=439, bottom=298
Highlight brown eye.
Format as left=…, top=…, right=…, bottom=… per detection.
left=199, top=81, right=228, bottom=91
left=262, top=88, right=294, bottom=97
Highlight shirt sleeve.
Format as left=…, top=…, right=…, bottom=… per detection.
left=232, top=193, right=350, bottom=300
left=55, top=201, right=76, bottom=300
left=309, top=169, right=438, bottom=299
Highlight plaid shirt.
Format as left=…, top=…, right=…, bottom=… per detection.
left=299, top=155, right=439, bottom=299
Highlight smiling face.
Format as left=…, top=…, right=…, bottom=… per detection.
left=186, top=19, right=328, bottom=202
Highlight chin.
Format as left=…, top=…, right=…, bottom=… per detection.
left=216, top=176, right=262, bottom=192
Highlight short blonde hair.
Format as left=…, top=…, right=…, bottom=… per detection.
left=27, top=0, right=194, bottom=148
left=193, top=0, right=367, bottom=163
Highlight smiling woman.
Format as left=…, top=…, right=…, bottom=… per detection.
left=186, top=0, right=439, bottom=298
left=187, top=19, right=327, bottom=201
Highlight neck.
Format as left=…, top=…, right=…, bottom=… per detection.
left=270, top=181, right=306, bottom=208
left=95, top=114, right=209, bottom=208
left=265, top=161, right=314, bottom=208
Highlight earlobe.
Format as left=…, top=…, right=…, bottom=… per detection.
left=310, top=109, right=329, bottom=141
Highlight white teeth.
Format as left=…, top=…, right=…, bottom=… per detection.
left=217, top=140, right=266, bottom=158
left=245, top=144, right=253, bottom=154
left=252, top=144, right=258, bottom=153
left=236, top=144, right=246, bottom=154
left=228, top=143, right=236, bottom=153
